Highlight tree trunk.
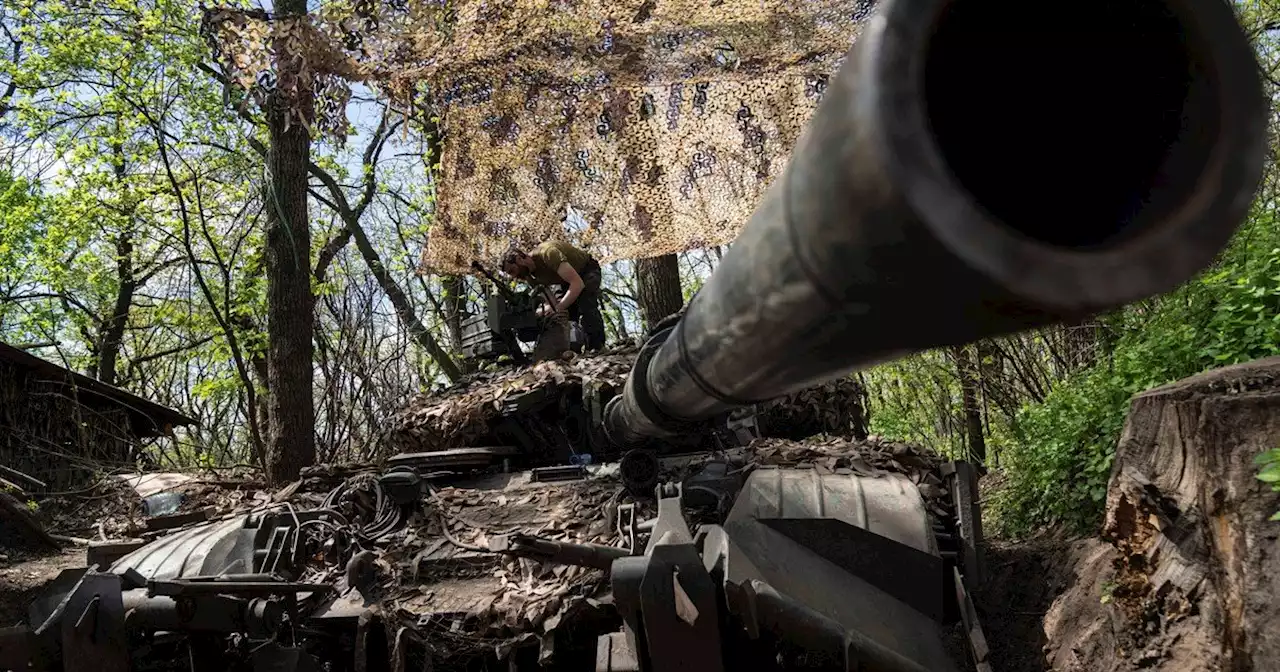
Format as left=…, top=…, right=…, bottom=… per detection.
left=97, top=229, right=135, bottom=386
left=231, top=312, right=270, bottom=430
left=0, top=491, right=58, bottom=550
left=634, top=253, right=683, bottom=330
left=441, top=275, right=465, bottom=353
left=1045, top=357, right=1280, bottom=672
left=96, top=141, right=136, bottom=386
left=345, top=214, right=462, bottom=383
left=264, top=0, right=316, bottom=484
left=952, top=344, right=986, bottom=466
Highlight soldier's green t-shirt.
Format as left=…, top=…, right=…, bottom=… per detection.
left=530, top=241, right=590, bottom=285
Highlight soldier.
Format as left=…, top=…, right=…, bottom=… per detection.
left=501, top=240, right=606, bottom=351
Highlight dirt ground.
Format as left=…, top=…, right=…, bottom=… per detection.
left=0, top=546, right=85, bottom=627
left=975, top=534, right=1110, bottom=672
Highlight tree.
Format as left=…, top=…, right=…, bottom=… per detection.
left=263, top=0, right=316, bottom=483
left=308, top=109, right=462, bottom=383
left=635, top=253, right=683, bottom=330
left=951, top=345, right=986, bottom=467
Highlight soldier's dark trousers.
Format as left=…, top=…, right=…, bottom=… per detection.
left=564, top=258, right=606, bottom=350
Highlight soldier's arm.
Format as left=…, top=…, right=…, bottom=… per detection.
left=553, top=262, right=585, bottom=313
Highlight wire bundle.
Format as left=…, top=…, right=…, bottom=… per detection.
left=322, top=474, right=403, bottom=543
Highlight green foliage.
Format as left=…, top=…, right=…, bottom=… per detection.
left=1255, top=448, right=1280, bottom=521
left=861, top=199, right=1280, bottom=538
left=866, top=353, right=968, bottom=457
left=990, top=207, right=1280, bottom=536
left=1100, top=580, right=1116, bottom=605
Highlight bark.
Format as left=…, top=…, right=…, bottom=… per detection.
left=0, top=492, right=58, bottom=550
left=263, top=0, right=316, bottom=484
left=634, top=253, right=683, bottom=330
left=95, top=141, right=136, bottom=386
left=314, top=226, right=352, bottom=281
left=952, top=344, right=986, bottom=466
left=441, top=275, right=466, bottom=353
left=231, top=312, right=270, bottom=429
left=97, top=227, right=135, bottom=386
left=1046, top=357, right=1280, bottom=671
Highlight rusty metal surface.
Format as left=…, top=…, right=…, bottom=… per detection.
left=147, top=579, right=334, bottom=597
left=530, top=465, right=587, bottom=483
left=609, top=484, right=724, bottom=672
left=386, top=447, right=519, bottom=471
left=119, top=592, right=284, bottom=636
left=945, top=461, right=985, bottom=584
left=742, top=579, right=932, bottom=672
left=489, top=533, right=629, bottom=571
left=954, top=567, right=991, bottom=672
left=760, top=518, right=945, bottom=621
left=144, top=507, right=214, bottom=532
left=595, top=632, right=640, bottom=672
left=87, top=540, right=148, bottom=569
left=27, top=568, right=88, bottom=629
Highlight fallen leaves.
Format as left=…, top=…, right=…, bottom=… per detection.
left=379, top=476, right=625, bottom=658
left=744, top=435, right=953, bottom=513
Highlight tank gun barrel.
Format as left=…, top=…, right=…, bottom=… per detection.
left=605, top=0, right=1267, bottom=447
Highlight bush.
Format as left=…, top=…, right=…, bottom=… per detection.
left=989, top=208, right=1280, bottom=536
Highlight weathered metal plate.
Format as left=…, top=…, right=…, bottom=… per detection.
left=59, top=573, right=128, bottom=672
left=109, top=514, right=255, bottom=579
left=718, top=469, right=956, bottom=672
left=729, top=467, right=936, bottom=554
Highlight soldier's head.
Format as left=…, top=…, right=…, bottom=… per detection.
left=502, top=249, right=534, bottom=280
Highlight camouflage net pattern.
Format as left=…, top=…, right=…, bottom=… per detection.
left=382, top=346, right=867, bottom=456
left=200, top=0, right=874, bottom=273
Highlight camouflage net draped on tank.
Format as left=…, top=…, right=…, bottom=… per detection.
left=382, top=345, right=867, bottom=456
left=200, top=0, right=874, bottom=274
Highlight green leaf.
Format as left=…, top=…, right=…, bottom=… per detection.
left=1254, top=449, right=1280, bottom=466
left=1257, top=464, right=1280, bottom=483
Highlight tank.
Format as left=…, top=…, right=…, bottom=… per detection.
left=5, top=0, right=1266, bottom=671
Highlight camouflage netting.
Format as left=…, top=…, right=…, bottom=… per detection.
left=381, top=347, right=637, bottom=456
left=201, top=0, right=875, bottom=273
left=382, top=346, right=867, bottom=455
left=743, top=437, right=954, bottom=516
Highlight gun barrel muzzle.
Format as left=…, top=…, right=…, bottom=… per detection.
left=607, top=0, right=1267, bottom=446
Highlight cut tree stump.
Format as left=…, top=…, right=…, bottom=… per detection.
left=1046, top=356, right=1280, bottom=671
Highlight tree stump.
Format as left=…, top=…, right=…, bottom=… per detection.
left=1047, top=357, right=1280, bottom=671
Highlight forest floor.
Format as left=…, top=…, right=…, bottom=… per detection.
left=0, top=546, right=83, bottom=627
